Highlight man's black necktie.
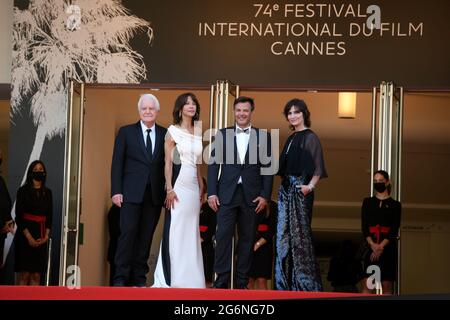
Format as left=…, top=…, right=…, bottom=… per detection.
left=146, top=128, right=153, bottom=160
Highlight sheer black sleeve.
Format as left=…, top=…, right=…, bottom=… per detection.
left=304, top=132, right=328, bottom=178
left=277, top=130, right=328, bottom=178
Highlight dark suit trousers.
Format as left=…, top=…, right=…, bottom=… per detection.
left=214, top=185, right=257, bottom=288
left=114, top=185, right=161, bottom=286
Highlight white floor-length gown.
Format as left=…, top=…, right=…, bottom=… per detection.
left=152, top=125, right=205, bottom=288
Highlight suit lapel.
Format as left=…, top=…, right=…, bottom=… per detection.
left=136, top=122, right=151, bottom=162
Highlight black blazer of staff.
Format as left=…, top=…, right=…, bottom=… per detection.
left=207, top=126, right=273, bottom=206
left=111, top=121, right=166, bottom=205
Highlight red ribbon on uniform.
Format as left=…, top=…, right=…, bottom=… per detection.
left=199, top=225, right=208, bottom=232
left=23, top=213, right=46, bottom=239
left=257, top=224, right=269, bottom=232
left=369, top=224, right=391, bottom=244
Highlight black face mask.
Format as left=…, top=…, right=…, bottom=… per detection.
left=374, top=182, right=387, bottom=193
left=32, top=171, right=46, bottom=182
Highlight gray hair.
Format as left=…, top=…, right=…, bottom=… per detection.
left=137, top=94, right=160, bottom=111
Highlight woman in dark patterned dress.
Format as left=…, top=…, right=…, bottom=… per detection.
left=15, top=160, right=52, bottom=285
left=275, top=99, right=327, bottom=291
left=361, top=170, right=401, bottom=294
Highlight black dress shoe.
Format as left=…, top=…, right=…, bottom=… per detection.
left=113, top=281, right=126, bottom=287
left=213, top=282, right=228, bottom=289
left=133, top=283, right=147, bottom=288
left=235, top=285, right=249, bottom=290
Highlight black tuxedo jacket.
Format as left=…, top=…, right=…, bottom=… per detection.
left=207, top=126, right=273, bottom=206
left=111, top=121, right=166, bottom=205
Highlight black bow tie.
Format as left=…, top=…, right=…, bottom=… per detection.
left=236, top=128, right=249, bottom=134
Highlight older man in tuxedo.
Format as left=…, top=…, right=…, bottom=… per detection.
left=111, top=94, right=166, bottom=287
left=207, top=96, right=273, bottom=289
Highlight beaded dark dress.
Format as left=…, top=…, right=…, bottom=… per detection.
left=275, top=129, right=327, bottom=291
left=15, top=185, right=53, bottom=273
left=361, top=196, right=401, bottom=281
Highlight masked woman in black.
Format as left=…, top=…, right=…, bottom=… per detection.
left=361, top=170, right=401, bottom=294
left=15, top=160, right=52, bottom=285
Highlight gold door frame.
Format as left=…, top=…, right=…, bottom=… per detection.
left=209, top=80, right=240, bottom=289
left=371, top=81, right=404, bottom=294
left=60, top=80, right=85, bottom=286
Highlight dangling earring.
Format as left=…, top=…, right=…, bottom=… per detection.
left=195, top=112, right=199, bottom=118
left=179, top=111, right=182, bottom=118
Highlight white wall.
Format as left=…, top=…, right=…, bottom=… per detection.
left=401, top=226, right=450, bottom=294
left=0, top=0, right=13, bottom=83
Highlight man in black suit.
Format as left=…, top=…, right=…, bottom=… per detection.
left=207, top=96, right=274, bottom=289
left=111, top=94, right=166, bottom=287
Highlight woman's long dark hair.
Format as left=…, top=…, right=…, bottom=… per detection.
left=283, top=98, right=311, bottom=130
left=172, top=93, right=200, bottom=125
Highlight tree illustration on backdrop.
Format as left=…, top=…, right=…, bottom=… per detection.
left=5, top=0, right=153, bottom=258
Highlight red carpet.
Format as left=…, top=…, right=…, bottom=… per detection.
left=0, top=286, right=366, bottom=300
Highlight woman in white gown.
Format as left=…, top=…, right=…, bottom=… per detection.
left=152, top=93, right=205, bottom=288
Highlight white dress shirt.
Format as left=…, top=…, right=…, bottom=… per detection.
left=141, top=121, right=155, bottom=154
left=236, top=124, right=251, bottom=184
